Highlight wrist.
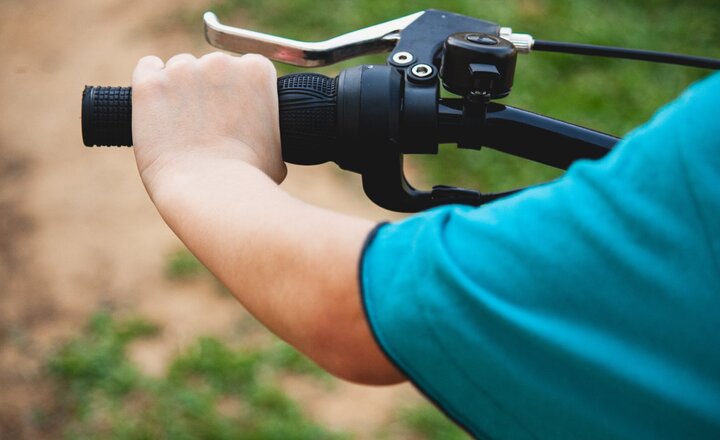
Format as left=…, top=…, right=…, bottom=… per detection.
left=136, top=140, right=283, bottom=196
left=148, top=155, right=279, bottom=217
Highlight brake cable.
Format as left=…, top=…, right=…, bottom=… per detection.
left=532, top=40, right=720, bottom=69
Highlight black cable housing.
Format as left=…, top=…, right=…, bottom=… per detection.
left=533, top=40, right=720, bottom=69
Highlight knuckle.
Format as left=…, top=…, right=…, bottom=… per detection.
left=138, top=55, right=161, bottom=67
left=133, top=56, right=162, bottom=82
left=165, top=53, right=196, bottom=72
left=203, top=51, right=225, bottom=59
left=133, top=74, right=166, bottom=97
left=240, top=54, right=276, bottom=78
left=168, top=52, right=194, bottom=61
left=200, top=51, right=232, bottom=67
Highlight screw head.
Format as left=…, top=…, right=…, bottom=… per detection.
left=410, top=63, right=434, bottom=78
left=392, top=51, right=414, bottom=65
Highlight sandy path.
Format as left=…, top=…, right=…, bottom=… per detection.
left=0, top=0, right=415, bottom=438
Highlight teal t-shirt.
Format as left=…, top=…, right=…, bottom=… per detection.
left=361, top=72, right=720, bottom=439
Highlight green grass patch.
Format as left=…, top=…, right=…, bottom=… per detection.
left=166, top=248, right=206, bottom=281
left=399, top=403, right=469, bottom=440
left=46, top=312, right=345, bottom=440
left=377, top=402, right=470, bottom=439
left=263, top=341, right=329, bottom=379
left=45, top=312, right=463, bottom=439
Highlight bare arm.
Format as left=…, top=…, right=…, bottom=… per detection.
left=132, top=52, right=404, bottom=384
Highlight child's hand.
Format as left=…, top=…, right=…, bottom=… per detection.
left=131, top=52, right=287, bottom=193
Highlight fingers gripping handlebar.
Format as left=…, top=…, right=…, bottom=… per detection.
left=82, top=73, right=339, bottom=165
left=82, top=67, right=403, bottom=174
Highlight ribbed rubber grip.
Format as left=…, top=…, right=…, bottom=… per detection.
left=82, top=86, right=132, bottom=147
left=277, top=73, right=338, bottom=165
left=82, top=73, right=338, bottom=165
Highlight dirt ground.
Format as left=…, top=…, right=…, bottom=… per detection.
left=0, top=0, right=416, bottom=438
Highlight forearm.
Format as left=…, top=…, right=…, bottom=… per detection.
left=148, top=155, right=401, bottom=383
left=130, top=52, right=403, bottom=384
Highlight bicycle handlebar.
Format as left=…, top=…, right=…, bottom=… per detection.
left=82, top=9, right=648, bottom=212
left=81, top=9, right=720, bottom=211
left=82, top=73, right=340, bottom=167
left=83, top=62, right=619, bottom=212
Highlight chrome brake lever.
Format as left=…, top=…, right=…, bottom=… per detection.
left=203, top=11, right=425, bottom=67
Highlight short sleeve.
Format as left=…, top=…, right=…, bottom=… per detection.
left=361, top=73, right=720, bottom=440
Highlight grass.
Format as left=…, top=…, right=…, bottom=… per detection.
left=399, top=404, right=469, bottom=440
left=166, top=248, right=206, bottom=281
left=45, top=312, right=346, bottom=440
left=43, top=312, right=470, bottom=439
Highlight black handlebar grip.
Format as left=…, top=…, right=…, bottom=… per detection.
left=82, top=86, right=132, bottom=147
left=82, top=73, right=339, bottom=165
left=277, top=73, right=338, bottom=165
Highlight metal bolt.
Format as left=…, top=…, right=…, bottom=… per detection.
left=411, top=63, right=433, bottom=78
left=392, top=51, right=414, bottom=65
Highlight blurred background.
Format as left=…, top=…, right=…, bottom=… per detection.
left=0, top=0, right=717, bottom=438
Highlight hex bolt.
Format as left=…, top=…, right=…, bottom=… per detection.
left=392, top=51, right=414, bottom=65
left=411, top=63, right=434, bottom=78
